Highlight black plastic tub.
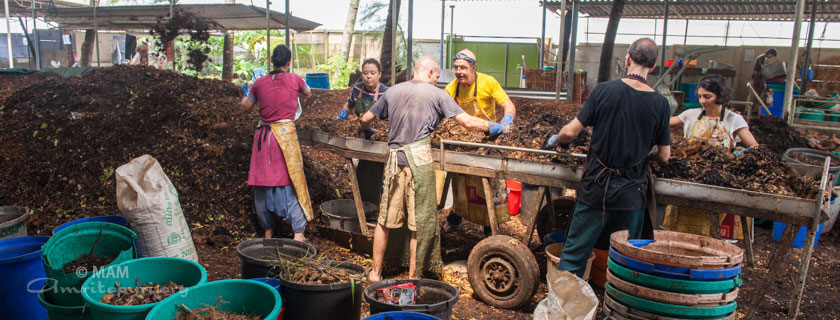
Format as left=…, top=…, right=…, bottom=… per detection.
left=364, top=279, right=459, bottom=320
left=236, top=238, right=317, bottom=278
left=277, top=261, right=365, bottom=320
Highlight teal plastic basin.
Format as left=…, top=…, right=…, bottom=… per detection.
left=145, top=279, right=281, bottom=320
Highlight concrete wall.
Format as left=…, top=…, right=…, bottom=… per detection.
left=573, top=43, right=840, bottom=101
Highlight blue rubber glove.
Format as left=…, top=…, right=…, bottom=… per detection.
left=488, top=121, right=505, bottom=138
left=251, top=68, right=266, bottom=82
left=500, top=114, right=514, bottom=126
left=335, top=108, right=349, bottom=120
left=733, top=147, right=752, bottom=157
left=544, top=134, right=560, bottom=149
left=363, top=128, right=378, bottom=140
left=240, top=83, right=249, bottom=97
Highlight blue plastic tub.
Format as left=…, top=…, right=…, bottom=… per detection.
left=250, top=277, right=281, bottom=292
left=543, top=231, right=565, bottom=245
left=764, top=82, right=801, bottom=118
left=364, top=311, right=442, bottom=320
left=0, top=235, right=50, bottom=320
left=772, top=221, right=824, bottom=248
left=53, top=215, right=129, bottom=234
left=609, top=247, right=740, bottom=281
left=680, top=83, right=698, bottom=103
left=305, top=73, right=330, bottom=89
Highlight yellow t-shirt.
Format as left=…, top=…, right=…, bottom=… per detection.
left=445, top=72, right=510, bottom=122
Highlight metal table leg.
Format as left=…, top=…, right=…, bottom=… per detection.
left=481, top=177, right=500, bottom=236
left=744, top=224, right=797, bottom=319
left=347, top=158, right=370, bottom=234
left=740, top=215, right=755, bottom=267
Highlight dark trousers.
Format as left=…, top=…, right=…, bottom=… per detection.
left=558, top=202, right=644, bottom=277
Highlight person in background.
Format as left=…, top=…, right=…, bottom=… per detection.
left=361, top=57, right=505, bottom=281
left=241, top=45, right=314, bottom=242
left=129, top=42, right=149, bottom=66
left=336, top=58, right=388, bottom=121
left=543, top=38, right=671, bottom=277
left=443, top=49, right=516, bottom=236
left=664, top=74, right=758, bottom=240
left=751, top=48, right=777, bottom=113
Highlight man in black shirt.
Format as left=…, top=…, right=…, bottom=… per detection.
left=544, top=38, right=671, bottom=277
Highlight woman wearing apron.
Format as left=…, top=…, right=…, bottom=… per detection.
left=241, top=45, right=314, bottom=242
left=664, top=74, right=758, bottom=239
left=335, top=58, right=388, bottom=121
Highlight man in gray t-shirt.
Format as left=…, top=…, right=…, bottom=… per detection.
left=360, top=57, right=503, bottom=281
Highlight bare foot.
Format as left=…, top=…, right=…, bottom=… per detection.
left=293, top=233, right=306, bottom=242
left=368, top=270, right=382, bottom=282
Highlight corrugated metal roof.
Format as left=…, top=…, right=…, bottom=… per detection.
left=544, top=0, right=840, bottom=21
left=34, top=4, right=321, bottom=31
left=7, top=0, right=86, bottom=16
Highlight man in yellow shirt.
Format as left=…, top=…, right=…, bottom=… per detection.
left=443, top=49, right=517, bottom=235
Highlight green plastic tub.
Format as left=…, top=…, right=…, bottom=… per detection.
left=605, top=282, right=736, bottom=319
left=39, top=288, right=90, bottom=320
left=42, top=222, right=137, bottom=306
left=608, top=258, right=741, bottom=294
left=81, top=257, right=207, bottom=320
left=145, top=279, right=282, bottom=320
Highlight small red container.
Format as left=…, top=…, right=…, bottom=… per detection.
left=506, top=181, right=522, bottom=215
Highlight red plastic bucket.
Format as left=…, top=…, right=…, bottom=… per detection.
left=506, top=181, right=522, bottom=215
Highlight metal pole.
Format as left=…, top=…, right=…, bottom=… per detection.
left=660, top=0, right=669, bottom=78
left=284, top=0, right=290, bottom=47
left=407, top=0, right=414, bottom=79
left=539, top=0, right=546, bottom=70
left=439, top=0, right=445, bottom=67
left=448, top=5, right=454, bottom=69
left=31, top=0, right=40, bottom=70
left=567, top=0, right=578, bottom=101
left=389, top=0, right=396, bottom=86
left=94, top=0, right=100, bottom=67
left=504, top=43, right=509, bottom=87
left=801, top=0, right=818, bottom=92
left=3, top=0, right=12, bottom=68
left=266, top=0, right=270, bottom=69
left=783, top=0, right=806, bottom=122
left=555, top=0, right=567, bottom=99
left=683, top=19, right=689, bottom=48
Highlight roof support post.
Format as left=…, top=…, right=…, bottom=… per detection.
left=407, top=0, right=413, bottom=79
left=439, top=0, right=445, bottom=67
left=555, top=0, right=567, bottom=100
left=568, top=0, right=578, bottom=102
left=801, top=0, right=817, bottom=93
left=4, top=0, right=13, bottom=68
left=783, top=0, right=805, bottom=123
left=448, top=4, right=454, bottom=69
left=389, top=0, right=397, bottom=86
left=31, top=0, right=40, bottom=69
left=539, top=0, right=546, bottom=70
left=660, top=0, right=669, bottom=79
left=266, top=0, right=270, bottom=69
left=284, top=0, right=290, bottom=48
left=94, top=0, right=100, bottom=67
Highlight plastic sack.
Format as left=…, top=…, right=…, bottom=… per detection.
left=533, top=267, right=598, bottom=320
left=115, top=155, right=199, bottom=262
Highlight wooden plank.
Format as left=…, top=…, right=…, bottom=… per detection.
left=482, top=177, right=500, bottom=236
left=522, top=186, right=547, bottom=245
left=741, top=215, right=755, bottom=267
left=346, top=158, right=369, bottom=235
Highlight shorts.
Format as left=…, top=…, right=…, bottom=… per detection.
left=379, top=166, right=416, bottom=231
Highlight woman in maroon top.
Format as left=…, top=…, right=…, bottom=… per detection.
left=241, top=45, right=313, bottom=241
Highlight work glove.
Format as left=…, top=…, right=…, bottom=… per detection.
left=733, top=147, right=752, bottom=157
left=240, top=83, right=249, bottom=98
left=543, top=134, right=569, bottom=150
left=488, top=121, right=505, bottom=138
left=500, top=114, right=514, bottom=132
left=335, top=108, right=349, bottom=120
left=363, top=128, right=378, bottom=140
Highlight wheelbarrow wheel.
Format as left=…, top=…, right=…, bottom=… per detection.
left=467, top=235, right=539, bottom=310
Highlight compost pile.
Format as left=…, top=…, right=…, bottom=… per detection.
left=0, top=65, right=254, bottom=238
left=273, top=254, right=364, bottom=285
left=748, top=116, right=810, bottom=154
left=651, top=139, right=820, bottom=198
left=100, top=281, right=185, bottom=306
left=175, top=298, right=261, bottom=320
left=62, top=254, right=115, bottom=274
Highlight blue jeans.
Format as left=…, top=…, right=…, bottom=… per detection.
left=557, top=202, right=644, bottom=277
left=254, top=186, right=307, bottom=233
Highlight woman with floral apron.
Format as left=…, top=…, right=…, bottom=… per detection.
left=241, top=45, right=314, bottom=242
left=664, top=75, right=758, bottom=239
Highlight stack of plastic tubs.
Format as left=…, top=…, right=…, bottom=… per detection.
left=603, top=230, right=743, bottom=320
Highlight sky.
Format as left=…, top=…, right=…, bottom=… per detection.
left=3, top=0, right=839, bottom=48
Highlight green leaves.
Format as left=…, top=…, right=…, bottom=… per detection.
left=314, top=56, right=360, bottom=90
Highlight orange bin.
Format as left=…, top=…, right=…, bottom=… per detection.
left=589, top=248, right=609, bottom=288
left=506, top=181, right=522, bottom=216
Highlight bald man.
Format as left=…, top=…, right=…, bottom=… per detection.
left=360, top=57, right=503, bottom=281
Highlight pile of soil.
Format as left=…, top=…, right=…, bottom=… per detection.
left=787, top=150, right=840, bottom=166
left=748, top=116, right=810, bottom=155
left=0, top=65, right=254, bottom=239
left=62, top=254, right=115, bottom=274
left=651, top=139, right=819, bottom=198
left=100, top=281, right=185, bottom=306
